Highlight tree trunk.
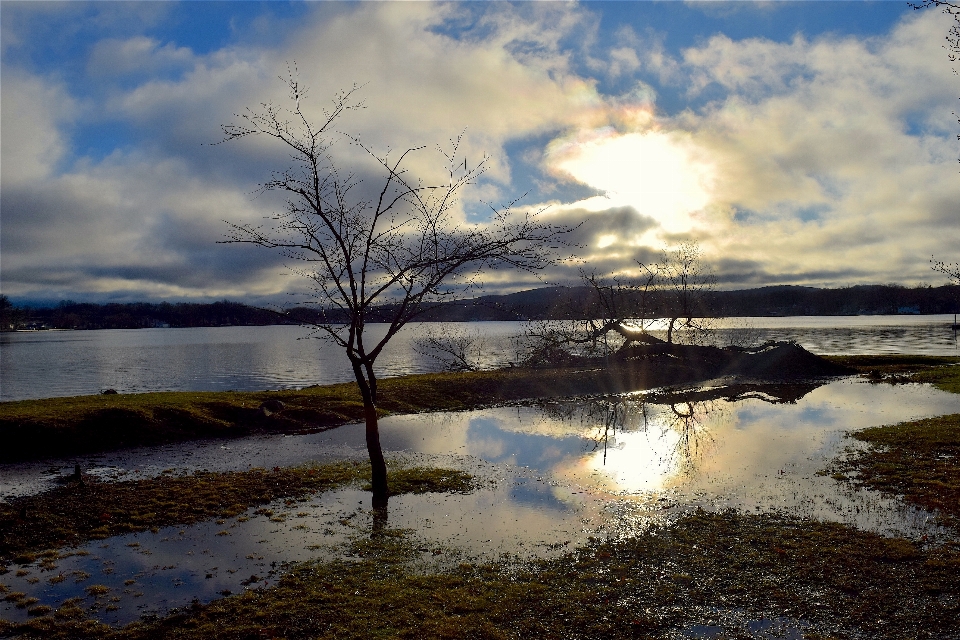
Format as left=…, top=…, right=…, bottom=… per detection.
left=667, top=317, right=677, bottom=344
left=364, top=400, right=389, bottom=508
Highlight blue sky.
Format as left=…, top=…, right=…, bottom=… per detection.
left=2, top=1, right=958, bottom=304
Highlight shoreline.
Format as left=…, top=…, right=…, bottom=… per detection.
left=2, top=354, right=957, bottom=465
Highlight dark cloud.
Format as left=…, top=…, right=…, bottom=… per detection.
left=544, top=205, right=659, bottom=249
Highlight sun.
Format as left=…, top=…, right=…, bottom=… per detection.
left=548, top=129, right=715, bottom=234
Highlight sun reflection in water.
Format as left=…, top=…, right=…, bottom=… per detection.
left=554, top=398, right=722, bottom=494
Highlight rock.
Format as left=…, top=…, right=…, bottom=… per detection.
left=259, top=399, right=285, bottom=417
left=100, top=389, right=118, bottom=395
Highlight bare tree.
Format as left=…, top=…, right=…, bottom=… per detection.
left=413, top=326, right=487, bottom=372
left=659, top=241, right=717, bottom=345
left=220, top=73, right=569, bottom=505
left=913, top=0, right=960, bottom=165
left=523, top=263, right=661, bottom=361
left=523, top=240, right=717, bottom=366
left=932, top=257, right=960, bottom=284
left=931, top=257, right=960, bottom=327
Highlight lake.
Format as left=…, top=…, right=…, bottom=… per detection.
left=1, top=316, right=958, bottom=401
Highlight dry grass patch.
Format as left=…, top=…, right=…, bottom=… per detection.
left=0, top=463, right=476, bottom=562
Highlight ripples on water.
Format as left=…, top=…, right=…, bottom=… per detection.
left=3, top=378, right=960, bottom=626
left=1, top=317, right=958, bottom=401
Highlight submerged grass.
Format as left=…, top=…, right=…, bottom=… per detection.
left=823, top=355, right=960, bottom=530
left=0, top=463, right=476, bottom=563
left=829, top=413, right=960, bottom=530
left=4, top=511, right=958, bottom=639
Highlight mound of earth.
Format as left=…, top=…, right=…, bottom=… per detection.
left=528, top=340, right=854, bottom=383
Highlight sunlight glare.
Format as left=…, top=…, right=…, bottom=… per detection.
left=551, top=130, right=714, bottom=234
left=581, top=427, right=683, bottom=493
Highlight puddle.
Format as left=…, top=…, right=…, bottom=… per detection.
left=675, top=610, right=809, bottom=639
left=3, top=378, right=960, bottom=627
left=0, top=468, right=606, bottom=625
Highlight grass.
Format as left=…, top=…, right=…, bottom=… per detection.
left=0, top=366, right=702, bottom=464
left=0, top=349, right=856, bottom=464
left=0, top=463, right=476, bottom=563
left=822, top=355, right=960, bottom=530
left=2, top=357, right=953, bottom=466
left=824, top=354, right=960, bottom=391
left=4, top=511, right=958, bottom=639
left=828, top=414, right=960, bottom=530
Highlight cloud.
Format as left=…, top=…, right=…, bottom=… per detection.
left=690, top=11, right=960, bottom=285
left=87, top=36, right=194, bottom=78
left=543, top=9, right=960, bottom=287
left=0, top=69, right=77, bottom=185
left=1, top=2, right=608, bottom=302
left=2, top=3, right=958, bottom=302
left=544, top=128, right=715, bottom=234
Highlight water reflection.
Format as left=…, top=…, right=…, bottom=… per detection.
left=531, top=384, right=820, bottom=495
left=4, top=379, right=960, bottom=626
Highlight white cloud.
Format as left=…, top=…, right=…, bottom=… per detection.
left=544, top=9, right=960, bottom=287
left=2, top=3, right=958, bottom=301
left=0, top=70, right=76, bottom=185
left=87, top=36, right=194, bottom=78
left=545, top=128, right=715, bottom=235
left=2, top=2, right=608, bottom=300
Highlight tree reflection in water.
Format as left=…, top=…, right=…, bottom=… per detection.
left=368, top=383, right=824, bottom=530
left=572, top=397, right=721, bottom=477
left=536, top=382, right=822, bottom=488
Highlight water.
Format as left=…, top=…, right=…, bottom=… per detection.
left=0, top=322, right=526, bottom=402
left=3, top=378, right=960, bottom=626
left=1, top=316, right=958, bottom=402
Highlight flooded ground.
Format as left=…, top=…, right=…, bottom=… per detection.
left=3, top=377, right=960, bottom=627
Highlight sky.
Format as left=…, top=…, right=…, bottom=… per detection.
left=1, top=1, right=958, bottom=305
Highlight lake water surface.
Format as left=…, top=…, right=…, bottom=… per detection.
left=2, top=316, right=958, bottom=401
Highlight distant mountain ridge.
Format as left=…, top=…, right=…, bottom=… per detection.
left=3, top=284, right=959, bottom=330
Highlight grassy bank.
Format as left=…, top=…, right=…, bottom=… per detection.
left=5, top=511, right=958, bottom=639
left=0, top=463, right=475, bottom=564
left=824, top=354, right=960, bottom=392
left=0, top=356, right=812, bottom=464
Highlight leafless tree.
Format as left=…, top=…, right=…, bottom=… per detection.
left=524, top=240, right=716, bottom=365
left=932, top=257, right=960, bottom=284
left=913, top=0, right=960, bottom=165
left=660, top=241, right=717, bottom=345
left=413, top=326, right=487, bottom=372
left=914, top=0, right=960, bottom=68
left=523, top=263, right=662, bottom=360
left=931, top=257, right=960, bottom=324
left=220, top=73, right=570, bottom=505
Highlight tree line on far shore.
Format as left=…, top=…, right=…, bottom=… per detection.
left=3, top=283, right=959, bottom=332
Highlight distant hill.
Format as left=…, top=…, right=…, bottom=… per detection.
left=413, top=284, right=960, bottom=321
left=3, top=284, right=959, bottom=330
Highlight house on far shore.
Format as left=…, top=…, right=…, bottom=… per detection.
left=896, top=306, right=921, bottom=314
